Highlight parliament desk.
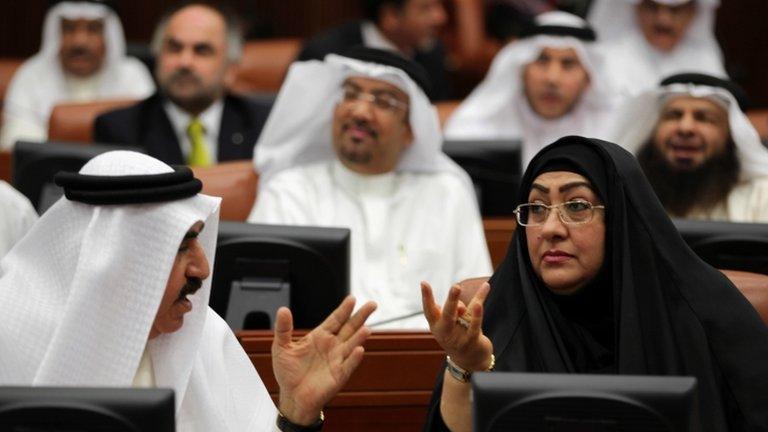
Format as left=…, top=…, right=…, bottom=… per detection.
left=238, top=330, right=444, bottom=431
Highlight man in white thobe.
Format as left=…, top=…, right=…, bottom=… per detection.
left=248, top=47, right=492, bottom=330
left=609, top=73, right=768, bottom=222
left=0, top=0, right=154, bottom=148
left=0, top=181, right=37, bottom=259
left=0, top=150, right=376, bottom=431
left=443, top=11, right=621, bottom=168
left=588, top=0, right=726, bottom=95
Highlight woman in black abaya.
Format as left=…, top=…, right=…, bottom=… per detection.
left=421, top=136, right=768, bottom=432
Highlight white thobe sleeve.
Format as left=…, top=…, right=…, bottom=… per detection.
left=0, top=67, right=47, bottom=149
left=449, top=185, right=494, bottom=282
left=0, top=181, right=38, bottom=258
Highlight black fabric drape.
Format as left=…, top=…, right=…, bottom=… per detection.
left=423, top=136, right=768, bottom=432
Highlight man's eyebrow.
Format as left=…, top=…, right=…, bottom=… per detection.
left=183, top=223, right=205, bottom=240
left=183, top=231, right=199, bottom=240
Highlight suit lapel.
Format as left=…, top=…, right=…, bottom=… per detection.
left=143, top=96, right=185, bottom=165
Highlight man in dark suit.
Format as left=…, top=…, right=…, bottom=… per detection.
left=95, top=1, right=270, bottom=165
left=297, top=0, right=452, bottom=101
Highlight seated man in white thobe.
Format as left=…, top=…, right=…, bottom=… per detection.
left=609, top=73, right=768, bottom=222
left=588, top=0, right=726, bottom=95
left=248, top=47, right=492, bottom=329
left=0, top=0, right=154, bottom=148
left=0, top=150, right=377, bottom=431
left=443, top=11, right=620, bottom=168
left=0, top=180, right=37, bottom=259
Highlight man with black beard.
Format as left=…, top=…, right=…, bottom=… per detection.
left=94, top=1, right=271, bottom=166
left=609, top=73, right=768, bottom=222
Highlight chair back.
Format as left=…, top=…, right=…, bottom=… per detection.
left=48, top=99, right=137, bottom=143
left=692, top=235, right=768, bottom=275
left=191, top=160, right=258, bottom=221
left=229, top=39, right=301, bottom=94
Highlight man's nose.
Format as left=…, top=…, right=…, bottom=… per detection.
left=348, top=97, right=375, bottom=120
left=655, top=6, right=676, bottom=26
left=676, top=113, right=696, bottom=134
left=188, top=244, right=211, bottom=280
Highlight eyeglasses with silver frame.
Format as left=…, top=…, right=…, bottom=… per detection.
left=514, top=200, right=606, bottom=226
left=339, top=85, right=409, bottom=113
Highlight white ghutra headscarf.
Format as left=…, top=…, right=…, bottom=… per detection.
left=0, top=1, right=154, bottom=148
left=0, top=151, right=276, bottom=431
left=253, top=51, right=472, bottom=191
left=444, top=11, right=621, bottom=168
left=588, top=0, right=726, bottom=95
left=608, top=75, right=768, bottom=182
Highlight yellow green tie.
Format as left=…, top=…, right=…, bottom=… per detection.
left=186, top=118, right=212, bottom=166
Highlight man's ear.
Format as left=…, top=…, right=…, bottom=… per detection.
left=403, top=123, right=414, bottom=148
left=378, top=3, right=402, bottom=34
left=223, top=61, right=239, bottom=90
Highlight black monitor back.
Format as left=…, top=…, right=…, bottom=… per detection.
left=443, top=139, right=522, bottom=216
left=473, top=372, right=700, bottom=432
left=212, top=221, right=350, bottom=330
left=0, top=387, right=174, bottom=432
left=673, top=219, right=768, bottom=274
left=12, top=141, right=144, bottom=213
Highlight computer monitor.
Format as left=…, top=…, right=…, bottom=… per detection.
left=442, top=139, right=522, bottom=216
left=0, top=387, right=174, bottom=432
left=673, top=219, right=768, bottom=274
left=672, top=218, right=768, bottom=246
left=211, top=221, right=350, bottom=330
left=473, top=372, right=700, bottom=432
left=12, top=141, right=143, bottom=213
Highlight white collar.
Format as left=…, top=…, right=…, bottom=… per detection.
left=164, top=99, right=224, bottom=162
left=331, top=159, right=398, bottom=197
left=361, top=21, right=405, bottom=56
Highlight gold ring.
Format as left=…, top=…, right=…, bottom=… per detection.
left=456, top=316, right=471, bottom=329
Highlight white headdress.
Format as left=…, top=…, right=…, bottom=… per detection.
left=444, top=11, right=621, bottom=167
left=253, top=52, right=470, bottom=187
left=0, top=151, right=275, bottom=430
left=608, top=76, right=768, bottom=181
left=0, top=1, right=154, bottom=149
left=588, top=0, right=726, bottom=93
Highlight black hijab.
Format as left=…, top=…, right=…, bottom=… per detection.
left=424, top=136, right=768, bottom=431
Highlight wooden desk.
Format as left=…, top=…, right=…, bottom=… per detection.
left=238, top=330, right=444, bottom=432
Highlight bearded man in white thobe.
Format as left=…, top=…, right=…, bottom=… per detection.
left=248, top=47, right=492, bottom=330
left=443, top=11, right=620, bottom=169
left=609, top=73, right=768, bottom=223
left=588, top=0, right=726, bottom=95
left=0, top=150, right=376, bottom=431
left=0, top=0, right=154, bottom=148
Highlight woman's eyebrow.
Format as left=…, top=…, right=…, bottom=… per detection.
left=531, top=183, right=548, bottom=193
left=559, top=181, right=593, bottom=193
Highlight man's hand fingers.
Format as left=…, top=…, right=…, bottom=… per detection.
left=339, top=346, right=366, bottom=383
left=338, top=301, right=377, bottom=340
left=319, top=295, right=356, bottom=334
left=340, top=325, right=372, bottom=359
left=273, top=307, right=294, bottom=349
